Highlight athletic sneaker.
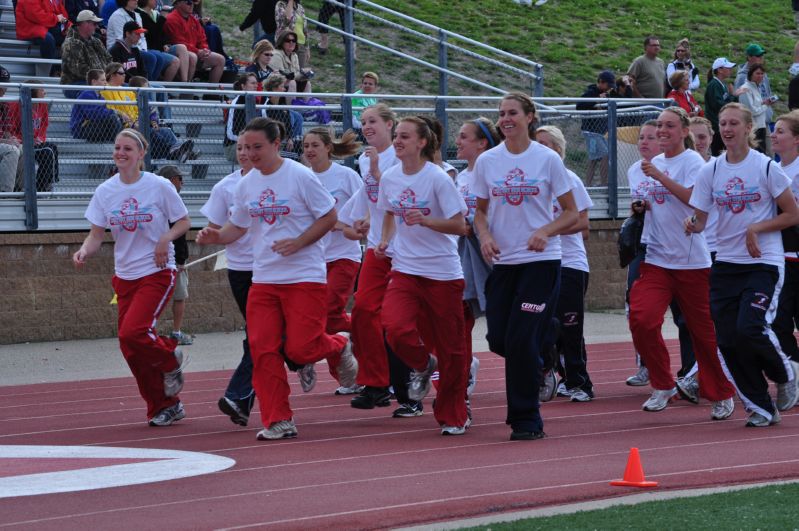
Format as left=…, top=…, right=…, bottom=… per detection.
left=256, top=419, right=298, bottom=440
left=334, top=333, right=358, bottom=388
left=556, top=381, right=572, bottom=398
left=710, top=398, right=735, bottom=420
left=539, top=368, right=557, bottom=403
left=642, top=388, right=677, bottom=412
left=676, top=373, right=700, bottom=404
left=163, top=347, right=188, bottom=397
left=441, top=418, right=472, bottom=436
left=626, top=366, right=649, bottom=386
left=745, top=409, right=781, bottom=427
left=408, top=354, right=437, bottom=401
left=776, top=360, right=799, bottom=411
left=170, top=330, right=194, bottom=345
left=392, top=402, right=423, bottom=418
left=298, top=363, right=317, bottom=393
left=335, top=384, right=365, bottom=395
left=217, top=396, right=252, bottom=426
left=149, top=402, right=185, bottom=426
left=351, top=386, right=392, bottom=409
left=466, top=357, right=480, bottom=397
left=569, top=388, right=593, bottom=403
left=510, top=429, right=546, bottom=441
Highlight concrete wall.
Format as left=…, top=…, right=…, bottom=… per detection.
left=0, top=219, right=625, bottom=345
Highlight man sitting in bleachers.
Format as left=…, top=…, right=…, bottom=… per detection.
left=15, top=0, right=69, bottom=72
left=61, top=10, right=112, bottom=99
left=164, top=0, right=224, bottom=83
left=0, top=67, right=21, bottom=193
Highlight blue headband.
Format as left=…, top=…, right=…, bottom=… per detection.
left=473, top=120, right=496, bottom=148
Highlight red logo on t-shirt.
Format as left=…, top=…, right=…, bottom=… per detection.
left=389, top=188, right=431, bottom=224
left=714, top=177, right=761, bottom=214
left=109, top=197, right=154, bottom=232
left=364, top=174, right=379, bottom=203
left=491, top=167, right=540, bottom=206
left=248, top=188, right=291, bottom=225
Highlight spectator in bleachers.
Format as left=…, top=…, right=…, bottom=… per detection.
left=239, top=0, right=278, bottom=45
left=103, top=64, right=195, bottom=161
left=738, top=64, right=771, bottom=154
left=191, top=0, right=230, bottom=63
left=164, top=0, right=225, bottom=83
left=263, top=73, right=303, bottom=151
left=666, top=71, right=703, bottom=117
left=108, top=0, right=180, bottom=82
left=225, top=73, right=261, bottom=162
left=109, top=21, right=148, bottom=82
left=269, top=30, right=312, bottom=93
left=0, top=67, right=21, bottom=193
left=627, top=35, right=665, bottom=99
left=315, top=0, right=356, bottom=56
left=70, top=68, right=124, bottom=142
left=275, top=0, right=310, bottom=68
left=8, top=81, right=59, bottom=192
left=66, top=0, right=106, bottom=42
left=665, top=38, right=700, bottom=92
left=15, top=0, right=69, bottom=72
left=576, top=70, right=614, bottom=186
left=351, top=71, right=378, bottom=128
left=61, top=10, right=112, bottom=98
left=245, top=39, right=276, bottom=85
left=137, top=0, right=194, bottom=83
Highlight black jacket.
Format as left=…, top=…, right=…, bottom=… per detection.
left=239, top=0, right=278, bottom=35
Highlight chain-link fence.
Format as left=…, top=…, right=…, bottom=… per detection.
left=0, top=82, right=672, bottom=229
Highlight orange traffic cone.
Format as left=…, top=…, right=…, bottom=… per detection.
left=610, top=447, right=658, bottom=488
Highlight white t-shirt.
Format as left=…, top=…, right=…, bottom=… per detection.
left=627, top=159, right=653, bottom=244
left=456, top=168, right=479, bottom=223
left=200, top=169, right=254, bottom=271
left=376, top=161, right=467, bottom=281
left=315, top=163, right=363, bottom=263
left=554, top=170, right=592, bottom=272
left=702, top=156, right=719, bottom=252
left=642, top=150, right=711, bottom=270
left=690, top=150, right=790, bottom=267
left=472, top=141, right=572, bottom=264
left=781, top=157, right=799, bottom=260
left=85, top=172, right=188, bottom=281
left=229, top=159, right=335, bottom=284
left=358, top=145, right=399, bottom=249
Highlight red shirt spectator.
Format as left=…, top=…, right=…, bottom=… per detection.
left=16, top=0, right=69, bottom=41
left=164, top=0, right=207, bottom=54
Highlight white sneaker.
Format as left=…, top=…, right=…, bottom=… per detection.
left=626, top=366, right=649, bottom=386
left=642, top=388, right=677, bottom=412
left=408, top=354, right=437, bottom=401
left=676, top=373, right=700, bottom=404
left=539, top=368, right=557, bottom=403
left=441, top=418, right=472, bottom=436
left=335, top=384, right=364, bottom=395
left=163, top=348, right=189, bottom=397
left=710, top=397, right=735, bottom=420
left=569, top=388, right=592, bottom=402
left=776, top=360, right=799, bottom=411
left=334, top=333, right=358, bottom=389
left=466, top=357, right=480, bottom=397
left=256, top=419, right=298, bottom=440
left=556, top=381, right=572, bottom=398
left=298, top=363, right=317, bottom=393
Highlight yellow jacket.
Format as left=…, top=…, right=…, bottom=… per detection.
left=102, top=88, right=138, bottom=123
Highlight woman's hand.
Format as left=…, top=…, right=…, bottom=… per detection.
left=480, top=233, right=501, bottom=263
left=745, top=226, right=762, bottom=258
left=641, top=160, right=666, bottom=183
left=271, top=238, right=302, bottom=256
left=403, top=209, right=426, bottom=227
left=374, top=240, right=389, bottom=259
left=154, top=237, right=170, bottom=268
left=631, top=199, right=647, bottom=214
left=353, top=218, right=370, bottom=237
left=72, top=248, right=89, bottom=268
left=684, top=215, right=698, bottom=235
left=527, top=228, right=549, bottom=252
left=364, top=146, right=380, bottom=178
left=196, top=227, right=220, bottom=245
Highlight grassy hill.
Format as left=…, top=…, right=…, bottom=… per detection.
left=209, top=0, right=797, bottom=111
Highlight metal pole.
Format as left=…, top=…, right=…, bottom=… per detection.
left=245, top=92, right=257, bottom=122
left=533, top=64, right=544, bottom=97
left=437, top=29, right=448, bottom=162
left=138, top=92, right=152, bottom=171
left=607, top=100, right=618, bottom=218
left=19, top=86, right=37, bottom=230
left=343, top=0, right=355, bottom=95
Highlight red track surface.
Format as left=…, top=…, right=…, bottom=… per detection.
left=2, top=339, right=799, bottom=530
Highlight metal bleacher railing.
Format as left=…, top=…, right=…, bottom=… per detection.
left=0, top=81, right=669, bottom=231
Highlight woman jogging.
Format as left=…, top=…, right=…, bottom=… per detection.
left=376, top=116, right=470, bottom=435
left=73, top=128, right=190, bottom=427
left=196, top=117, right=358, bottom=440
left=473, top=92, right=578, bottom=441
left=687, top=103, right=799, bottom=426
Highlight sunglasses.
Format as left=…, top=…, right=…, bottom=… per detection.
left=284, top=39, right=297, bottom=43
left=262, top=53, right=273, bottom=57
left=115, top=71, right=125, bottom=75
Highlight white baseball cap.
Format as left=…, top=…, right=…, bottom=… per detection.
left=712, top=57, right=736, bottom=70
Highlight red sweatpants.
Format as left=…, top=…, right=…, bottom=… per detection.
left=629, top=263, right=735, bottom=400
left=325, top=259, right=360, bottom=334
left=247, top=282, right=348, bottom=425
left=351, top=249, right=392, bottom=387
left=382, top=272, right=468, bottom=427
left=112, top=269, right=180, bottom=420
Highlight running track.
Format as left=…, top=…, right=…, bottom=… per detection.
left=2, top=340, right=799, bottom=530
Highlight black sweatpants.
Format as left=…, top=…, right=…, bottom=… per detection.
left=485, top=260, right=560, bottom=433
left=710, top=261, right=791, bottom=416
left=556, top=267, right=592, bottom=392
left=773, top=260, right=799, bottom=362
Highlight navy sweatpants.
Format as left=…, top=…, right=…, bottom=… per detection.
left=773, top=260, right=799, bottom=362
left=556, top=267, right=592, bottom=392
left=710, top=261, right=792, bottom=417
left=485, top=260, right=560, bottom=434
